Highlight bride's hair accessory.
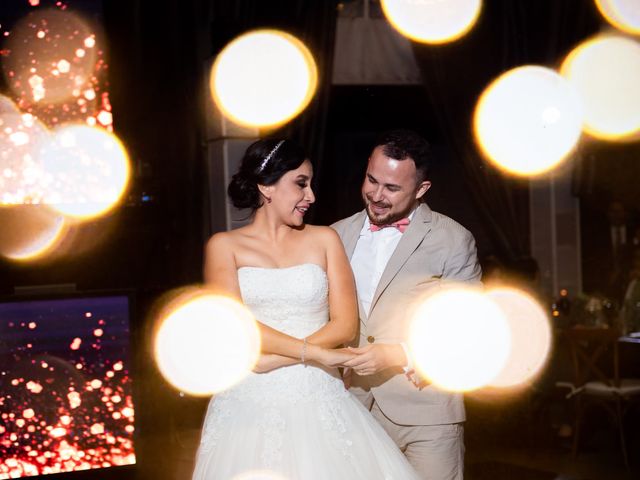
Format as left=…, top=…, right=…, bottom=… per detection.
left=301, top=337, right=308, bottom=366
left=258, top=140, right=285, bottom=173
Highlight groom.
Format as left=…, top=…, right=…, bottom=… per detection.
left=332, top=129, right=481, bottom=479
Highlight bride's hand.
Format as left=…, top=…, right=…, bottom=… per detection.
left=314, top=347, right=356, bottom=368
left=253, top=354, right=298, bottom=373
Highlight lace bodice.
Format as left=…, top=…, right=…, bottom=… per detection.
left=238, top=263, right=329, bottom=338
left=206, top=263, right=348, bottom=406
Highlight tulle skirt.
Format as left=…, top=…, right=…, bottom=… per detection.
left=192, top=366, right=419, bottom=480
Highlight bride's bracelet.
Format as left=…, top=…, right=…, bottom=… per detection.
left=301, top=337, right=307, bottom=366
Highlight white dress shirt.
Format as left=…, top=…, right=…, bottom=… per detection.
left=350, top=211, right=415, bottom=370
left=352, top=216, right=405, bottom=315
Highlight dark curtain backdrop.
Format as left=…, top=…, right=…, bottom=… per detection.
left=102, top=0, right=213, bottom=290
left=413, top=0, right=602, bottom=262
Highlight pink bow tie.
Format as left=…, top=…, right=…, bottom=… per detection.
left=369, top=218, right=410, bottom=233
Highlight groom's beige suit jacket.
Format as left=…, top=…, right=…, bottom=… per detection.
left=332, top=203, right=482, bottom=426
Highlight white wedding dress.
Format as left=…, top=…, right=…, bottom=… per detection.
left=192, top=263, right=420, bottom=480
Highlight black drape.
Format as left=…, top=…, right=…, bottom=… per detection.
left=413, top=0, right=601, bottom=262
left=99, top=0, right=216, bottom=289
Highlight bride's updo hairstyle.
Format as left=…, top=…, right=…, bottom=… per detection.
left=228, top=138, right=307, bottom=211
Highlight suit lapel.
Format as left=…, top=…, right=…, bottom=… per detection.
left=369, top=204, right=433, bottom=314
left=343, top=211, right=369, bottom=322
left=343, top=211, right=367, bottom=259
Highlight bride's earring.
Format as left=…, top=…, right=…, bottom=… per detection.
left=258, top=184, right=273, bottom=205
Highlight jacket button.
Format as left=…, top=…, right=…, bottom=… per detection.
left=367, top=335, right=375, bottom=343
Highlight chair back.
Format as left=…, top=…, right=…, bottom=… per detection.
left=562, top=327, right=621, bottom=389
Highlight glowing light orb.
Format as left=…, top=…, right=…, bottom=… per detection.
left=154, top=291, right=261, bottom=396
left=381, top=0, right=482, bottom=44
left=486, top=288, right=551, bottom=387
left=211, top=29, right=318, bottom=128
left=0, top=204, right=67, bottom=261
left=474, top=66, right=584, bottom=176
left=39, top=125, right=130, bottom=219
left=0, top=112, right=50, bottom=204
left=595, top=0, right=640, bottom=35
left=561, top=35, right=640, bottom=140
left=2, top=9, right=98, bottom=104
left=409, top=288, right=511, bottom=392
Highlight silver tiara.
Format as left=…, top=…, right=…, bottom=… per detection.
left=257, top=140, right=285, bottom=173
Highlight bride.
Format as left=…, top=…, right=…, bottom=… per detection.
left=192, top=139, right=420, bottom=479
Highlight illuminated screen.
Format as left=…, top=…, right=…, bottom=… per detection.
left=0, top=295, right=136, bottom=478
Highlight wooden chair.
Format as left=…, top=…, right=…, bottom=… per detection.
left=562, top=327, right=640, bottom=468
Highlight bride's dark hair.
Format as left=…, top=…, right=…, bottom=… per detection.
left=228, top=138, right=307, bottom=210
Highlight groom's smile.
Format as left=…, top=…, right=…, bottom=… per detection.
left=369, top=202, right=391, bottom=216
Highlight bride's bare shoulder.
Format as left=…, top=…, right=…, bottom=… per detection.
left=206, top=226, right=252, bottom=246
left=300, top=224, right=342, bottom=245
left=206, top=230, right=231, bottom=247
left=204, top=230, right=241, bottom=260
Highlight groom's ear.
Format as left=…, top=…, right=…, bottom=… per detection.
left=415, top=181, right=431, bottom=200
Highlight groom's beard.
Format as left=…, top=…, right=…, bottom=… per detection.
left=364, top=197, right=412, bottom=226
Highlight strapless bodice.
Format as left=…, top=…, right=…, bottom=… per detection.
left=238, top=263, right=329, bottom=339
left=210, top=263, right=346, bottom=408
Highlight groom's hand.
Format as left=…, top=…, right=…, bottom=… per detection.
left=342, top=344, right=406, bottom=376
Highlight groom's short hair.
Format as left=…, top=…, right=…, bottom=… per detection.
left=374, top=129, right=432, bottom=182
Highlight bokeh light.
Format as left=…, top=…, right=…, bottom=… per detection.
left=595, top=0, right=640, bottom=35
left=409, top=287, right=511, bottom=392
left=561, top=35, right=640, bottom=140
left=474, top=65, right=584, bottom=176
left=154, top=291, right=261, bottom=396
left=486, top=288, right=552, bottom=388
left=210, top=29, right=318, bottom=128
left=0, top=112, right=50, bottom=204
left=2, top=8, right=98, bottom=105
left=0, top=204, right=67, bottom=261
left=39, top=125, right=130, bottom=219
left=380, top=0, right=482, bottom=44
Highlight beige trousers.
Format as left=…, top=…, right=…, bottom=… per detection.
left=371, top=401, right=464, bottom=480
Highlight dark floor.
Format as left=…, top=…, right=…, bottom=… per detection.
left=464, top=388, right=640, bottom=480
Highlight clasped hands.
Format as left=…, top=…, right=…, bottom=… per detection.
left=324, top=344, right=427, bottom=389
left=334, top=344, right=402, bottom=375
left=254, top=343, right=428, bottom=389
left=339, top=345, right=428, bottom=389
